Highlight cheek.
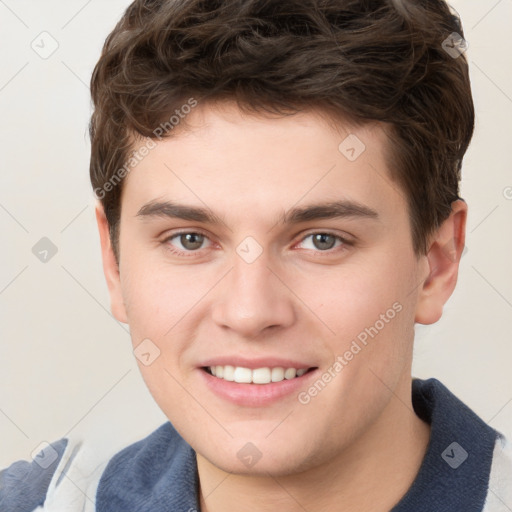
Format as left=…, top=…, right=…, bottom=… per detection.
left=293, top=251, right=418, bottom=382
left=119, top=253, right=222, bottom=373
left=295, top=259, right=408, bottom=334
left=120, top=255, right=194, bottom=334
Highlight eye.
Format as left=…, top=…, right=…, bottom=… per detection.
left=297, top=232, right=347, bottom=252
left=164, top=231, right=212, bottom=254
left=162, top=230, right=350, bottom=257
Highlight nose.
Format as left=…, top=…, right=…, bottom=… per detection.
left=210, top=250, right=296, bottom=340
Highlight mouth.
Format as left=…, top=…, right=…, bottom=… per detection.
left=202, top=365, right=317, bottom=384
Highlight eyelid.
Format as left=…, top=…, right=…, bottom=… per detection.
left=161, top=229, right=214, bottom=255
left=293, top=231, right=353, bottom=251
left=161, top=226, right=213, bottom=241
left=296, top=229, right=353, bottom=243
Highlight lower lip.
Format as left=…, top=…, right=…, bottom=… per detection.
left=199, top=368, right=318, bottom=407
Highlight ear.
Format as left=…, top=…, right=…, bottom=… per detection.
left=415, top=199, right=467, bottom=325
left=95, top=202, right=128, bottom=324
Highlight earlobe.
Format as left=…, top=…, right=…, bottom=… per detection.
left=95, top=202, right=128, bottom=324
left=414, top=199, right=467, bottom=325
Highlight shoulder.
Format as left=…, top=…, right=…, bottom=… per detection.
left=96, top=422, right=199, bottom=511
left=392, top=378, right=508, bottom=511
left=483, top=432, right=512, bottom=511
left=0, top=424, right=177, bottom=512
left=99, top=421, right=186, bottom=473
left=97, top=421, right=189, bottom=491
left=0, top=439, right=68, bottom=512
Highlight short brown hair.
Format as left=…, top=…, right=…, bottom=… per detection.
left=89, top=0, right=474, bottom=262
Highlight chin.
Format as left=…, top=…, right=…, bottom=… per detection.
left=197, top=436, right=322, bottom=477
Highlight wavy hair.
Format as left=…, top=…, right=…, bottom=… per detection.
left=90, top=0, right=474, bottom=261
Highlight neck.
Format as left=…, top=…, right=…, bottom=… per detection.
left=197, top=373, right=431, bottom=512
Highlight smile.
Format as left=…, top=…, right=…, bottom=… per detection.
left=204, top=365, right=313, bottom=384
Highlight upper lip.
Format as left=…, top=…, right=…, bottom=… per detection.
left=200, top=357, right=317, bottom=370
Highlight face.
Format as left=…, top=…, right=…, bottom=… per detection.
left=98, top=101, right=452, bottom=476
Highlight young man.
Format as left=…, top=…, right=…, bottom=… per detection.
left=1, top=0, right=511, bottom=510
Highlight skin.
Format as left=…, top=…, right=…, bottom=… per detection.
left=96, top=101, right=467, bottom=512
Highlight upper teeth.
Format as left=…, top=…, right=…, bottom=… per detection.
left=209, top=366, right=308, bottom=384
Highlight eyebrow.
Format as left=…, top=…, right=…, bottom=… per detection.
left=136, top=199, right=379, bottom=226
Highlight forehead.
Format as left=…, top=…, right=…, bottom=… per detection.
left=121, top=101, right=405, bottom=226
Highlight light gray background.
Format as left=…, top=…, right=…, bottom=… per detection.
left=0, top=0, right=511, bottom=468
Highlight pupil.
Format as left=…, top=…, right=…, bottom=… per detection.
left=314, top=233, right=335, bottom=250
left=181, top=233, right=203, bottom=250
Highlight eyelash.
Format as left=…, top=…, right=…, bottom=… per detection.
left=161, top=230, right=352, bottom=258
